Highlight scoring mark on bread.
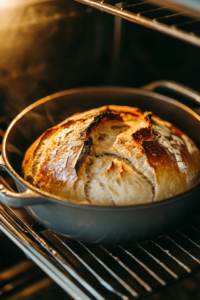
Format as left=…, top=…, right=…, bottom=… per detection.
left=132, top=120, right=189, bottom=174
left=84, top=157, right=93, bottom=203
left=99, top=182, right=116, bottom=206
left=104, top=153, right=155, bottom=202
left=75, top=137, right=93, bottom=171
left=81, top=112, right=156, bottom=203
left=74, top=110, right=124, bottom=172
left=84, top=155, right=116, bottom=205
left=84, top=152, right=155, bottom=204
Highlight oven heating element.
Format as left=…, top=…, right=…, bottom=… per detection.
left=1, top=174, right=200, bottom=299
left=75, top=0, right=200, bottom=47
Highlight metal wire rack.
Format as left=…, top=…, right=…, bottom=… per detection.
left=1, top=93, right=200, bottom=299
left=75, top=0, right=200, bottom=47
left=1, top=178, right=200, bottom=299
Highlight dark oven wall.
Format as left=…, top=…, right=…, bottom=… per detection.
left=0, top=0, right=114, bottom=122
left=114, top=18, right=200, bottom=91
left=0, top=0, right=200, bottom=122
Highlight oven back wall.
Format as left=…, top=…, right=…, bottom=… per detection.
left=0, top=0, right=113, bottom=122
left=0, top=1, right=200, bottom=122
left=114, top=18, right=200, bottom=92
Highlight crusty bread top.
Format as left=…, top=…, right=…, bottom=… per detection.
left=22, top=105, right=200, bottom=206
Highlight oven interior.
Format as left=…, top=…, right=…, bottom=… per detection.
left=1, top=0, right=200, bottom=299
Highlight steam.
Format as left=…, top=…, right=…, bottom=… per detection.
left=0, top=1, right=54, bottom=9
left=0, top=0, right=92, bottom=122
left=7, top=144, right=24, bottom=156
left=0, top=0, right=94, bottom=168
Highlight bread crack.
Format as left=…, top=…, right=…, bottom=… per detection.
left=103, top=153, right=155, bottom=202
left=84, top=155, right=116, bottom=205
left=84, top=152, right=155, bottom=204
left=99, top=182, right=116, bottom=206
left=84, top=179, right=92, bottom=203
left=84, top=158, right=93, bottom=203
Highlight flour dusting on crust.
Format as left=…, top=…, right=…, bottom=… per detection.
left=152, top=121, right=188, bottom=173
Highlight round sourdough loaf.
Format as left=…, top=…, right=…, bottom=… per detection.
left=22, top=105, right=200, bottom=206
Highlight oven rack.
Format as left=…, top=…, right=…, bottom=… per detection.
left=1, top=181, right=200, bottom=299
left=0, top=232, right=69, bottom=300
left=75, top=0, right=200, bottom=47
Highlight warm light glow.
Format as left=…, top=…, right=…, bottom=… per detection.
left=0, top=0, right=45, bottom=9
left=0, top=0, right=17, bottom=8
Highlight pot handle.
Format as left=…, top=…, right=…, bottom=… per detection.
left=0, top=155, right=46, bottom=207
left=142, top=80, right=200, bottom=105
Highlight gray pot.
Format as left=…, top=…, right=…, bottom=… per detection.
left=0, top=81, right=200, bottom=244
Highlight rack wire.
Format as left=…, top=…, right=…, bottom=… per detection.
left=1, top=185, right=200, bottom=299
left=75, top=0, right=200, bottom=47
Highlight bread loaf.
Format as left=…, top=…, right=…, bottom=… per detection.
left=22, top=105, right=200, bottom=206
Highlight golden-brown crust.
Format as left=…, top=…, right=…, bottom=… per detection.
left=22, top=105, right=200, bottom=205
